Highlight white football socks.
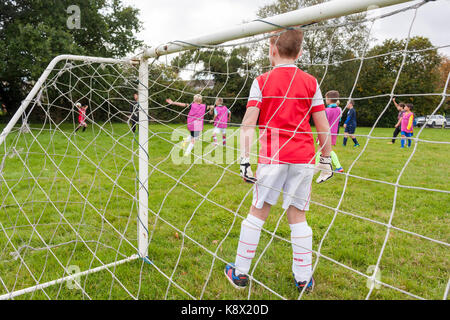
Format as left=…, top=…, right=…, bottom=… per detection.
left=185, top=141, right=194, bottom=155
left=290, top=221, right=313, bottom=283
left=234, top=214, right=265, bottom=275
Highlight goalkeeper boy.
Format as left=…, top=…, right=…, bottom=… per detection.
left=225, top=28, right=333, bottom=293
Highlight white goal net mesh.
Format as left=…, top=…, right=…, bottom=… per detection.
left=0, top=0, right=448, bottom=300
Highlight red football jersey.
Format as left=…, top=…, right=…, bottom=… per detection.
left=78, top=108, right=86, bottom=123
left=247, top=64, right=325, bottom=164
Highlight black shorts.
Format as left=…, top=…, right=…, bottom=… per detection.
left=190, top=131, right=200, bottom=138
left=345, top=126, right=356, bottom=134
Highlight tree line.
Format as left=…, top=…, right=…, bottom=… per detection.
left=0, top=0, right=448, bottom=127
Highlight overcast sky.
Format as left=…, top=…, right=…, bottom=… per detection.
left=122, top=0, right=450, bottom=56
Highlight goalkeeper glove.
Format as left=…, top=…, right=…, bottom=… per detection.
left=240, top=157, right=257, bottom=184
left=314, top=156, right=333, bottom=184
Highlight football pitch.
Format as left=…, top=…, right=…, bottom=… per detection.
left=0, top=123, right=448, bottom=300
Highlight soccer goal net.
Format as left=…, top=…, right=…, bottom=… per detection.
left=0, top=0, right=448, bottom=300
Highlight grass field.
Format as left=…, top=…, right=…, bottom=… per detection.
left=0, top=123, right=448, bottom=300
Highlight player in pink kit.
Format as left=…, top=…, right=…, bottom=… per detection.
left=324, top=91, right=342, bottom=146
left=74, top=102, right=88, bottom=133
left=167, top=95, right=209, bottom=156
left=315, top=91, right=344, bottom=172
left=224, top=29, right=333, bottom=293
left=400, top=103, right=414, bottom=148
left=212, top=98, right=231, bottom=146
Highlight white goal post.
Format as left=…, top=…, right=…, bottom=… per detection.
left=0, top=0, right=419, bottom=300
left=143, top=0, right=413, bottom=58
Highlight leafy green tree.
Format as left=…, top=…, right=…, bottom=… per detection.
left=0, top=0, right=142, bottom=119
left=256, top=0, right=369, bottom=70
left=355, top=37, right=442, bottom=127
left=437, top=56, right=450, bottom=115
left=169, top=47, right=256, bottom=122
left=254, top=0, right=369, bottom=121
left=256, top=1, right=443, bottom=127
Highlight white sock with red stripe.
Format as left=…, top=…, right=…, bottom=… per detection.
left=234, top=214, right=265, bottom=275
left=185, top=141, right=194, bottom=155
left=290, top=221, right=313, bottom=283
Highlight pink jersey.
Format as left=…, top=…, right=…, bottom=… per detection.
left=214, top=105, right=229, bottom=129
left=401, top=112, right=414, bottom=133
left=325, top=106, right=342, bottom=146
left=187, top=103, right=206, bottom=132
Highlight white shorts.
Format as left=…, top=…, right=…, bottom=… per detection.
left=213, top=127, right=227, bottom=135
left=253, top=164, right=314, bottom=211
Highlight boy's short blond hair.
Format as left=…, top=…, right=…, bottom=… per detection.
left=193, top=94, right=202, bottom=104
left=215, top=97, right=223, bottom=105
left=270, top=29, right=304, bottom=59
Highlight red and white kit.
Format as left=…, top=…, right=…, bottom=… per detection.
left=247, top=64, right=325, bottom=211
left=78, top=108, right=87, bottom=126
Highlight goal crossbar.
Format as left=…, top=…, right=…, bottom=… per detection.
left=143, top=0, right=414, bottom=59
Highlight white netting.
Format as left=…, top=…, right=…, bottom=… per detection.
left=0, top=0, right=449, bottom=300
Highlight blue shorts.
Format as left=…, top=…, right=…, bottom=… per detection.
left=401, top=132, right=413, bottom=138
left=345, top=126, right=356, bottom=134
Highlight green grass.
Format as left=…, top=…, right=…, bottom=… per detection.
left=0, top=123, right=448, bottom=300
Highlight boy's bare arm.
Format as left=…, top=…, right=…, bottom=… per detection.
left=393, top=98, right=401, bottom=111
left=166, top=98, right=188, bottom=108
left=312, top=110, right=332, bottom=157
left=312, top=110, right=334, bottom=184
left=239, top=107, right=259, bottom=184
left=240, top=107, right=259, bottom=159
